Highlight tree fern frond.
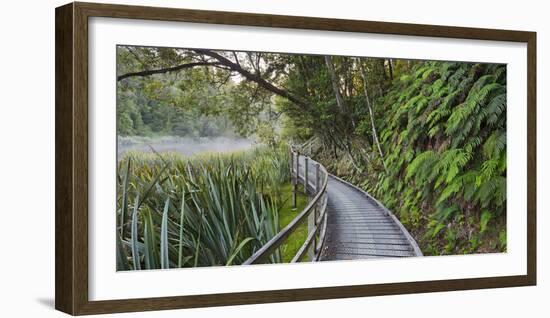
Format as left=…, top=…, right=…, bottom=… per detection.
left=483, top=130, right=506, bottom=158
left=406, top=150, right=439, bottom=183
left=494, top=66, right=507, bottom=84
left=467, top=74, right=496, bottom=99
left=437, top=179, right=461, bottom=204
left=476, top=159, right=499, bottom=187
left=475, top=176, right=506, bottom=207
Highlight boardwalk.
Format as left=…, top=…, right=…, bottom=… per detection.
left=244, top=152, right=421, bottom=265
left=296, top=155, right=422, bottom=261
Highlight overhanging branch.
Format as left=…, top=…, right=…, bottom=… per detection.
left=117, top=49, right=310, bottom=111
left=117, top=61, right=221, bottom=81
left=192, top=49, right=309, bottom=111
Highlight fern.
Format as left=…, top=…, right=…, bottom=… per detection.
left=475, top=176, right=506, bottom=208
left=356, top=60, right=507, bottom=255
left=467, top=74, right=496, bottom=99
left=406, top=150, right=439, bottom=183
left=484, top=93, right=506, bottom=125
left=434, top=204, right=459, bottom=224
left=483, top=131, right=506, bottom=158
left=494, top=66, right=507, bottom=84
left=437, top=179, right=461, bottom=204
left=480, top=210, right=492, bottom=233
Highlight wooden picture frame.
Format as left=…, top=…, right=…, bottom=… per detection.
left=55, top=1, right=536, bottom=315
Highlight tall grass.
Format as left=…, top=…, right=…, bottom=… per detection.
left=116, top=146, right=291, bottom=270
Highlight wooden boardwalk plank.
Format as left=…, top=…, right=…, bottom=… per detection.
left=328, top=240, right=413, bottom=246
left=329, top=243, right=414, bottom=252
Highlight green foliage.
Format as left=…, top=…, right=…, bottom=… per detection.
left=117, top=74, right=235, bottom=138
left=480, top=210, right=492, bottom=233
left=365, top=61, right=507, bottom=255
left=116, top=46, right=507, bottom=258
left=282, top=59, right=506, bottom=256
left=116, top=146, right=291, bottom=270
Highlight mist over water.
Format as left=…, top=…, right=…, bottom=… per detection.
left=118, top=136, right=255, bottom=159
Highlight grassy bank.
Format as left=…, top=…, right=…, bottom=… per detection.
left=275, top=183, right=308, bottom=262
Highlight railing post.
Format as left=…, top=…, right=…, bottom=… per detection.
left=307, top=215, right=315, bottom=260
left=306, top=156, right=315, bottom=261
left=296, top=150, right=300, bottom=178
left=292, top=151, right=299, bottom=210
left=315, top=163, right=320, bottom=193
left=290, top=148, right=295, bottom=184
left=304, top=157, right=309, bottom=194
left=313, top=163, right=320, bottom=254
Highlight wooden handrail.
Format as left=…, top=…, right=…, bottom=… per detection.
left=243, top=148, right=329, bottom=265
left=291, top=192, right=328, bottom=262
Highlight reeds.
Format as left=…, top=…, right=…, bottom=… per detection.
left=116, top=146, right=290, bottom=270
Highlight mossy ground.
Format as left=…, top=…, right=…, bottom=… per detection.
left=274, top=183, right=309, bottom=262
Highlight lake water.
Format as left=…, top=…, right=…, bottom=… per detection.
left=118, top=136, right=255, bottom=159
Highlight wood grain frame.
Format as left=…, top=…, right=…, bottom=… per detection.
left=55, top=2, right=537, bottom=315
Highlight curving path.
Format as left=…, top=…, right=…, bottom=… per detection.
left=296, top=155, right=422, bottom=261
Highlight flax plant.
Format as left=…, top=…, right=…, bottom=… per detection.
left=116, top=145, right=290, bottom=270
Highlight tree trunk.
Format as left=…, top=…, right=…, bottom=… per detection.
left=359, top=63, right=388, bottom=173
left=324, top=56, right=347, bottom=113
left=380, top=59, right=387, bottom=80
left=325, top=56, right=357, bottom=133
left=387, top=59, right=394, bottom=80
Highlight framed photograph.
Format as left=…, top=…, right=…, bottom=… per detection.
left=55, top=2, right=536, bottom=315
